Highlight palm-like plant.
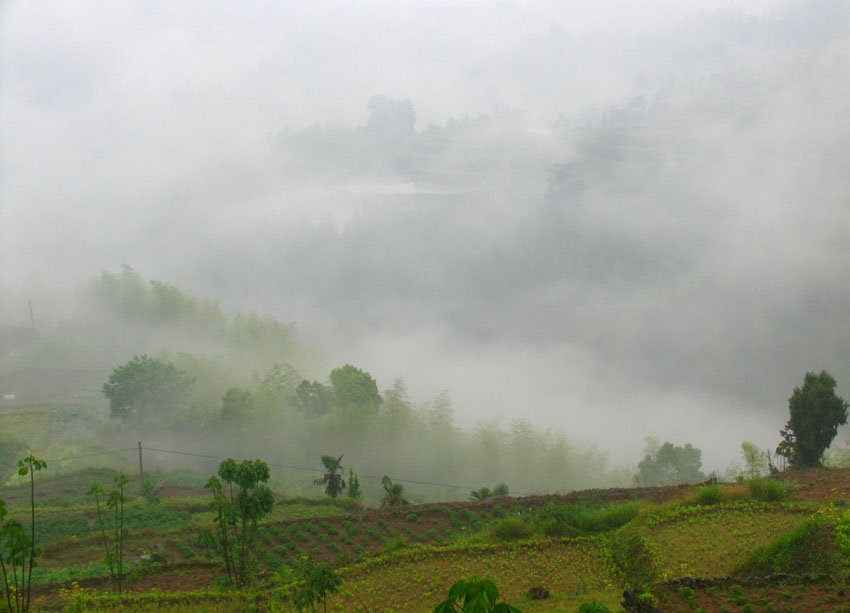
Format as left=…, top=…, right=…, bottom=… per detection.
left=380, top=475, right=407, bottom=506
left=314, top=455, right=346, bottom=498
left=469, top=487, right=491, bottom=501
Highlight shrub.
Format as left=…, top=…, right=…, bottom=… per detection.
left=535, top=501, right=638, bottom=537
left=491, top=517, right=532, bottom=541
left=747, top=479, right=792, bottom=502
left=610, top=529, right=659, bottom=587
left=695, top=484, right=723, bottom=505
left=578, top=602, right=611, bottom=613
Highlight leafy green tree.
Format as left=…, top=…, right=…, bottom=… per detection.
left=293, top=554, right=342, bottom=613
left=777, top=371, right=849, bottom=468
left=380, top=475, right=407, bottom=507
left=433, top=576, right=521, bottom=612
left=205, top=459, right=275, bottom=587
left=635, top=442, right=705, bottom=486
left=255, top=363, right=301, bottom=413
left=221, top=386, right=255, bottom=422
left=314, top=455, right=346, bottom=498
left=102, top=355, right=194, bottom=423
left=295, top=380, right=334, bottom=416
left=741, top=441, right=769, bottom=479
left=329, top=365, right=382, bottom=413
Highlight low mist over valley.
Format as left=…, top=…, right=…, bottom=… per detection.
left=2, top=0, right=849, bottom=478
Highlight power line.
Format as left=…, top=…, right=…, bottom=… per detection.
left=44, top=448, right=137, bottom=463
left=141, top=445, right=530, bottom=495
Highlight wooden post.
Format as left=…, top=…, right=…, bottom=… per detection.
left=138, top=441, right=144, bottom=494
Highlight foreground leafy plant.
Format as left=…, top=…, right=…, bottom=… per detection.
left=87, top=474, right=129, bottom=594
left=205, top=458, right=274, bottom=587
left=433, top=577, right=521, bottom=612
left=0, top=455, right=46, bottom=613
left=293, top=554, right=342, bottom=613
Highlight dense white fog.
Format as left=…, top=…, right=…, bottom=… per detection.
left=2, top=0, right=849, bottom=473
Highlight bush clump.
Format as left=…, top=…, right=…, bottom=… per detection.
left=694, top=484, right=723, bottom=505
left=490, top=517, right=532, bottom=541
left=577, top=602, right=611, bottom=613
left=609, top=529, right=660, bottom=587
left=747, top=478, right=793, bottom=501
left=535, top=501, right=639, bottom=537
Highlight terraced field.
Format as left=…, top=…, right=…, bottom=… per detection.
left=4, top=467, right=850, bottom=611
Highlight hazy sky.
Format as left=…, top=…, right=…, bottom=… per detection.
left=2, top=0, right=849, bottom=470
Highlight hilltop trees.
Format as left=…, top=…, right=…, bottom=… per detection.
left=102, top=355, right=194, bottom=424
left=329, top=364, right=382, bottom=414
left=634, top=441, right=705, bottom=486
left=777, top=371, right=848, bottom=468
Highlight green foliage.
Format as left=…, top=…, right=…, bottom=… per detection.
left=732, top=516, right=841, bottom=576
left=777, top=371, right=849, bottom=468
left=432, top=576, right=522, bottom=612
left=329, top=364, right=382, bottom=413
left=577, top=602, right=611, bottom=613
left=255, top=363, right=301, bottom=413
left=609, top=529, right=659, bottom=588
left=492, top=483, right=509, bottom=497
left=0, top=440, right=26, bottom=484
left=694, top=484, right=723, bottom=506
left=470, top=484, right=509, bottom=501
left=295, top=380, right=334, bottom=416
left=381, top=475, right=407, bottom=507
left=470, top=487, right=492, bottom=502
left=293, top=554, right=342, bottom=613
left=93, top=265, right=225, bottom=330
left=346, top=469, right=362, bottom=500
left=747, top=479, right=793, bottom=502
left=635, top=441, right=706, bottom=486
left=490, top=517, right=532, bottom=541
left=205, top=458, right=275, bottom=587
left=313, top=455, right=346, bottom=498
left=101, top=355, right=194, bottom=423
left=0, top=455, right=47, bottom=613
left=221, top=386, right=255, bottom=422
left=87, top=477, right=130, bottom=594
left=534, top=501, right=638, bottom=537
left=740, top=442, right=769, bottom=479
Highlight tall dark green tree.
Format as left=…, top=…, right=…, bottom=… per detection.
left=295, top=380, right=334, bottom=416
left=329, top=364, right=382, bottom=413
left=102, top=355, right=194, bottom=423
left=777, top=371, right=848, bottom=468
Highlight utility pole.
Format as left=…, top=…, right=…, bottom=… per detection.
left=138, top=442, right=145, bottom=494
left=28, top=300, right=35, bottom=331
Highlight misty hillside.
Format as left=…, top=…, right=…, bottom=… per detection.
left=1, top=0, right=849, bottom=471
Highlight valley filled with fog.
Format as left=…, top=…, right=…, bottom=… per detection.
left=2, top=0, right=849, bottom=478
